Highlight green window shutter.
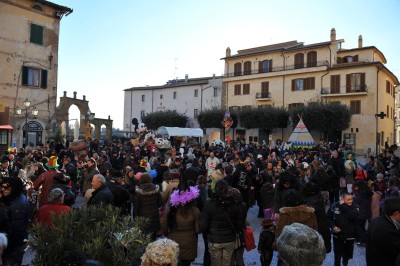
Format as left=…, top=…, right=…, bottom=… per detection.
left=30, top=24, right=43, bottom=45
left=40, top=69, right=48, bottom=88
left=22, top=66, right=29, bottom=85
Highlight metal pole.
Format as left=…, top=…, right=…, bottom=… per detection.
left=25, top=108, right=28, bottom=148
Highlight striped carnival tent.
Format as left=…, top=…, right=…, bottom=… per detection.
left=288, top=119, right=315, bottom=148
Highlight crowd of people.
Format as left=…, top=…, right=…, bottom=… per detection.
left=0, top=137, right=399, bottom=265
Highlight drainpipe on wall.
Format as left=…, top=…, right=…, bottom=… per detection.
left=130, top=90, right=132, bottom=138
left=376, top=66, right=381, bottom=155
left=281, top=53, right=286, bottom=140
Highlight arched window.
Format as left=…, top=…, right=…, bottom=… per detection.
left=32, top=4, right=43, bottom=12
left=234, top=62, right=242, bottom=76
left=243, top=61, right=252, bottom=75
left=294, top=53, right=304, bottom=69
left=307, top=51, right=317, bottom=67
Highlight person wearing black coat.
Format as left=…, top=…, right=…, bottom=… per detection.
left=260, top=181, right=275, bottom=212
left=302, top=182, right=332, bottom=253
left=0, top=177, right=30, bottom=265
left=326, top=165, right=340, bottom=205
left=327, top=192, right=359, bottom=266
left=200, top=179, right=246, bottom=266
left=106, top=178, right=129, bottom=213
left=366, top=197, right=400, bottom=266
left=51, top=172, right=75, bottom=207
left=273, top=171, right=302, bottom=215
left=87, top=174, right=114, bottom=207
left=184, top=158, right=205, bottom=184
left=353, top=180, right=372, bottom=247
left=134, top=173, right=162, bottom=240
left=327, top=150, right=345, bottom=191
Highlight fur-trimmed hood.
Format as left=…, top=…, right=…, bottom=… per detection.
left=279, top=205, right=315, bottom=223
left=136, top=183, right=160, bottom=195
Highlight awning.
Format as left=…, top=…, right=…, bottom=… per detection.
left=156, top=127, right=203, bottom=137
left=0, top=125, right=13, bottom=130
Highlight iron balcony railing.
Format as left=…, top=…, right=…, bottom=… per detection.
left=321, top=85, right=368, bottom=95
left=225, top=60, right=329, bottom=78
left=256, top=92, right=272, bottom=99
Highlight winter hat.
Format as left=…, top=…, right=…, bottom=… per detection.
left=277, top=223, right=326, bottom=266
left=46, top=156, right=59, bottom=169
left=141, top=238, right=179, bottom=266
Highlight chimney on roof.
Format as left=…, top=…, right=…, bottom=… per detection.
left=185, top=74, right=188, bottom=83
left=358, top=35, right=363, bottom=48
left=330, top=28, right=336, bottom=41
left=226, top=47, right=231, bottom=57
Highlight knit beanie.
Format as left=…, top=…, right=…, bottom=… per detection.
left=277, top=223, right=326, bottom=266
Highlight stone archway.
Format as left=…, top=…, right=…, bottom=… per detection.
left=55, top=91, right=113, bottom=141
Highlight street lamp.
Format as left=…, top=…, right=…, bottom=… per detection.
left=16, top=98, right=39, bottom=147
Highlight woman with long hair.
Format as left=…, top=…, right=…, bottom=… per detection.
left=163, top=175, right=201, bottom=266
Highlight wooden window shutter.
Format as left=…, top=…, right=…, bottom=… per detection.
left=386, top=80, right=390, bottom=93
left=295, top=53, right=304, bottom=68
left=304, top=78, right=309, bottom=90
left=269, top=60, right=273, bottom=71
left=258, top=61, right=263, bottom=74
left=360, top=73, right=365, bottom=90
left=337, top=57, right=342, bottom=64
left=346, top=74, right=351, bottom=92
left=30, top=24, right=43, bottom=45
left=353, top=55, right=358, bottom=62
left=292, top=79, right=295, bottom=91
left=307, top=52, right=317, bottom=67
left=244, top=61, right=251, bottom=75
left=40, top=69, right=48, bottom=88
left=309, top=77, right=315, bottom=90
left=234, top=63, right=242, bottom=76
left=261, top=82, right=269, bottom=94
left=22, top=66, right=28, bottom=85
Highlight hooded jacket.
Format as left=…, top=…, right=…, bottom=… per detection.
left=275, top=205, right=318, bottom=238
left=134, top=183, right=162, bottom=234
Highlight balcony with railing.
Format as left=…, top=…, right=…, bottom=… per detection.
left=225, top=60, right=329, bottom=78
left=256, top=92, right=272, bottom=100
left=321, top=85, right=368, bottom=96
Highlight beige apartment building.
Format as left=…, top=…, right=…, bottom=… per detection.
left=0, top=0, right=72, bottom=150
left=221, top=28, right=399, bottom=155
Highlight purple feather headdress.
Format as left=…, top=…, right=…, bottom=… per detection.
left=170, top=186, right=200, bottom=207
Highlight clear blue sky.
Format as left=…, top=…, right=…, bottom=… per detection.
left=54, top=0, right=400, bottom=129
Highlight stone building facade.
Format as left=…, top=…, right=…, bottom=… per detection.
left=221, top=28, right=399, bottom=154
left=0, top=0, right=72, bottom=148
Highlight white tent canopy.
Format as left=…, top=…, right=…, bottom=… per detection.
left=156, top=127, right=203, bottom=137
